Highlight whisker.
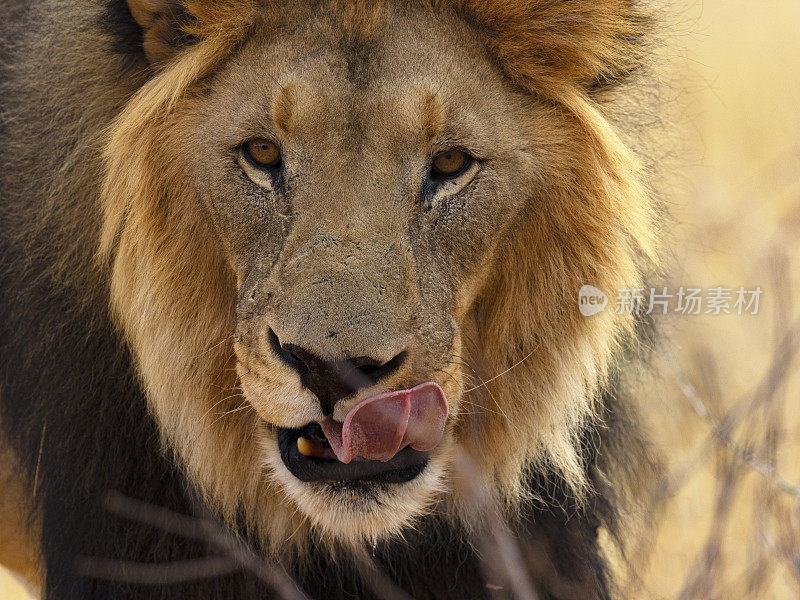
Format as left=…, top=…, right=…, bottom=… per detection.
left=188, top=331, right=236, bottom=363
left=200, top=392, right=245, bottom=422
left=211, top=402, right=255, bottom=427
left=463, top=349, right=536, bottom=393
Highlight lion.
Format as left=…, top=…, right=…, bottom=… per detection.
left=0, top=0, right=659, bottom=598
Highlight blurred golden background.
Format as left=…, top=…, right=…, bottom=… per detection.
left=2, top=0, right=799, bottom=597
left=626, top=0, right=800, bottom=598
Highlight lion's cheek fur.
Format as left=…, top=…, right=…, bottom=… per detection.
left=457, top=97, right=655, bottom=501
left=97, top=85, right=289, bottom=542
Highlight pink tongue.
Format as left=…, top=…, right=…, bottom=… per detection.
left=319, top=382, right=448, bottom=463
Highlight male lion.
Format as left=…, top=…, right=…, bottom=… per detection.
left=0, top=0, right=659, bottom=598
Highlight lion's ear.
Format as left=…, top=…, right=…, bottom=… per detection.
left=126, top=0, right=194, bottom=63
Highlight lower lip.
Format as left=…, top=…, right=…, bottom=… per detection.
left=276, top=425, right=430, bottom=484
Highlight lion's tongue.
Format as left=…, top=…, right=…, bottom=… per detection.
left=319, top=382, right=448, bottom=464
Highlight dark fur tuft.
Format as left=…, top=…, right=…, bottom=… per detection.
left=99, top=0, right=144, bottom=56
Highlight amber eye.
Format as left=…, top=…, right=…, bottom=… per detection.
left=244, top=138, right=281, bottom=169
left=431, top=149, right=471, bottom=179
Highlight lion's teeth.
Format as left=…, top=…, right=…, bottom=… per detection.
left=297, top=437, right=324, bottom=458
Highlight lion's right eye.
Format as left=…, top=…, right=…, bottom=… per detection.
left=431, top=149, right=471, bottom=180
left=243, top=138, right=282, bottom=170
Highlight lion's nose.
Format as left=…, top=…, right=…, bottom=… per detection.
left=267, top=329, right=407, bottom=415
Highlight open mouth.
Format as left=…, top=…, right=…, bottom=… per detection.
left=277, top=423, right=430, bottom=483
left=276, top=382, right=448, bottom=484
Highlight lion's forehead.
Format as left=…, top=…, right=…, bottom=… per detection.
left=200, top=3, right=512, bottom=152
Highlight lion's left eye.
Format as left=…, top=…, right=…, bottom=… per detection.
left=431, top=149, right=472, bottom=179
left=243, top=138, right=282, bottom=170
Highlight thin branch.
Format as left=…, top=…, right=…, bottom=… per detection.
left=76, top=491, right=310, bottom=600
left=659, top=327, right=800, bottom=499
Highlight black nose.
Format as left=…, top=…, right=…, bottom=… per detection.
left=268, top=330, right=406, bottom=415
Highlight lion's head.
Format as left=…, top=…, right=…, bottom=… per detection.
left=100, top=0, right=656, bottom=549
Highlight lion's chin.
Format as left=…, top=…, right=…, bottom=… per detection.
left=261, top=426, right=451, bottom=543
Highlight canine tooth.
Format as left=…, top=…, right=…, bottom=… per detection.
left=297, top=437, right=324, bottom=458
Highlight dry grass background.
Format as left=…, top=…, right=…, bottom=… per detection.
left=621, top=1, right=800, bottom=598
left=2, top=0, right=799, bottom=597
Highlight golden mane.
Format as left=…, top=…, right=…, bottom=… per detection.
left=98, top=0, right=658, bottom=548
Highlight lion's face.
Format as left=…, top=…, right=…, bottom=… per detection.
left=172, top=5, right=535, bottom=536
left=104, top=0, right=654, bottom=548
